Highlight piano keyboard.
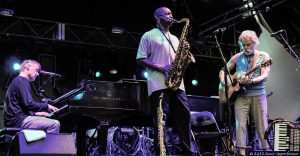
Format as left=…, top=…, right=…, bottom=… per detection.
left=51, top=86, right=85, bottom=105
left=274, top=122, right=300, bottom=151
left=45, top=86, right=85, bottom=119
left=47, top=105, right=69, bottom=118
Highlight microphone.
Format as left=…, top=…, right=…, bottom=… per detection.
left=270, top=29, right=284, bottom=37
left=207, top=27, right=226, bottom=38
left=212, top=27, right=226, bottom=34
left=39, top=70, right=61, bottom=77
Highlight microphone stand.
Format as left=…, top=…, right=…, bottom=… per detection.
left=30, top=81, right=45, bottom=99
left=273, top=32, right=300, bottom=71
left=37, top=76, right=56, bottom=103
left=214, top=33, right=234, bottom=154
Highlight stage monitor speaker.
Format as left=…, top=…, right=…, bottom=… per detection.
left=12, top=132, right=76, bottom=156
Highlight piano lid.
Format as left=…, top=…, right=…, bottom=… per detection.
left=69, top=80, right=142, bottom=112
left=51, top=85, right=85, bottom=105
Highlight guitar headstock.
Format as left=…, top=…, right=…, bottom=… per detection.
left=261, top=59, right=272, bottom=67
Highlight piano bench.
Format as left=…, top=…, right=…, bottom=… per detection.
left=0, top=127, right=24, bottom=155
left=0, top=127, right=24, bottom=142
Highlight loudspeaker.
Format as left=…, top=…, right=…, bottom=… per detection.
left=12, top=132, right=76, bottom=156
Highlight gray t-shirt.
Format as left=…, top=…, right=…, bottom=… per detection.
left=136, top=28, right=185, bottom=95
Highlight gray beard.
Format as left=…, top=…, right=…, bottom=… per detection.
left=243, top=50, right=253, bottom=56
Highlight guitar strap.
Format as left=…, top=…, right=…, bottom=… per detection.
left=248, top=51, right=262, bottom=79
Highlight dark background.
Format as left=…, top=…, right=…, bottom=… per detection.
left=1, top=0, right=299, bottom=100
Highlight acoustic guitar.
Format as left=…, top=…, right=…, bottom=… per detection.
left=218, top=59, right=272, bottom=103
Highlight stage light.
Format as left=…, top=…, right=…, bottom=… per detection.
left=109, top=68, right=118, bottom=74
left=95, top=71, right=102, bottom=78
left=0, top=8, right=14, bottom=16
left=12, top=63, right=21, bottom=71
left=191, top=79, right=198, bottom=86
left=143, top=71, right=149, bottom=79
left=112, top=26, right=124, bottom=34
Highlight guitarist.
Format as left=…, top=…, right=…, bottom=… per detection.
left=219, top=30, right=271, bottom=156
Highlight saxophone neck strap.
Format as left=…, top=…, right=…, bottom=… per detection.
left=158, top=28, right=177, bottom=53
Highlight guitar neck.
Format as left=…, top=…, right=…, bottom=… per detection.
left=245, top=66, right=260, bottom=76
left=245, top=59, right=271, bottom=76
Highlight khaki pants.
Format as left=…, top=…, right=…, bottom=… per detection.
left=21, top=116, right=60, bottom=133
left=234, top=95, right=269, bottom=149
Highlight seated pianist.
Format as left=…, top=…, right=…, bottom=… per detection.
left=3, top=59, right=60, bottom=134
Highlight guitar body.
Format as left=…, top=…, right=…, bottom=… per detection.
left=218, top=74, right=240, bottom=104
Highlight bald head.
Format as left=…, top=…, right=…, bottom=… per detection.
left=153, top=7, right=173, bottom=30
left=154, top=7, right=168, bottom=16
left=154, top=7, right=171, bottom=21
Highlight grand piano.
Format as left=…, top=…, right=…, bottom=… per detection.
left=48, top=79, right=151, bottom=155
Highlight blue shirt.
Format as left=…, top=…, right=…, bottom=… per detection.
left=236, top=53, right=266, bottom=96
left=4, top=76, right=48, bottom=127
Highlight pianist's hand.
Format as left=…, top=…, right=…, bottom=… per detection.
left=35, top=112, right=50, bottom=116
left=42, top=98, right=53, bottom=104
left=48, top=104, right=59, bottom=112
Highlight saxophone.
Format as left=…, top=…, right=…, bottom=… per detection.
left=166, top=18, right=195, bottom=91
left=157, top=92, right=166, bottom=155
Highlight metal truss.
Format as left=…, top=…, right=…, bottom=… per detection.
left=0, top=0, right=288, bottom=61
left=190, top=41, right=240, bottom=61
left=0, top=15, right=142, bottom=51
left=191, top=0, right=288, bottom=60
left=197, top=0, right=287, bottom=37
left=0, top=14, right=227, bottom=60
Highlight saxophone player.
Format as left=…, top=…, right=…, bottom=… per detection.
left=136, top=7, right=194, bottom=155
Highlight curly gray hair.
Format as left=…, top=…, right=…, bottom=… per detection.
left=238, top=30, right=260, bottom=47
